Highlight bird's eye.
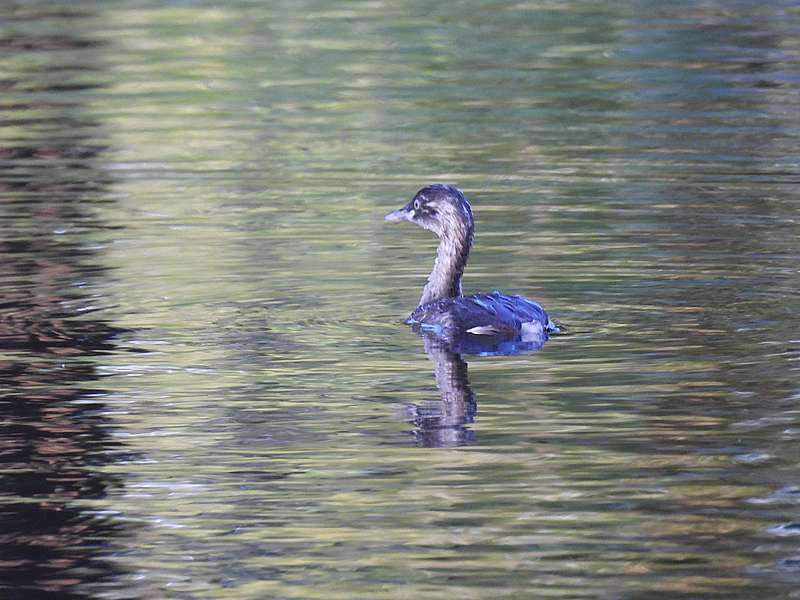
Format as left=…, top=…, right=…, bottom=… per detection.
left=413, top=199, right=421, bottom=211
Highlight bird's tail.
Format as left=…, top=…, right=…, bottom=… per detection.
left=546, top=318, right=562, bottom=334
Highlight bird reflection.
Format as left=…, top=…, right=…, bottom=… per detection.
left=410, top=333, right=477, bottom=447
left=409, top=327, right=549, bottom=447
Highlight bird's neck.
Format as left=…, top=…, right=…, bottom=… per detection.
left=419, top=225, right=473, bottom=306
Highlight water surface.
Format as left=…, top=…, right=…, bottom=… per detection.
left=1, top=2, right=800, bottom=598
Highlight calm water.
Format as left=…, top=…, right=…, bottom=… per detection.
left=2, top=1, right=800, bottom=598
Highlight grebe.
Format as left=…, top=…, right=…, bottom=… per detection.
left=385, top=184, right=558, bottom=341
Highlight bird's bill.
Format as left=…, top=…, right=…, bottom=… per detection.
left=384, top=206, right=412, bottom=222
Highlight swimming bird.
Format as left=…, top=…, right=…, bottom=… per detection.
left=385, top=184, right=558, bottom=341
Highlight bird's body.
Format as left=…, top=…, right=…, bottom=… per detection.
left=408, top=291, right=556, bottom=339
left=385, top=184, right=557, bottom=341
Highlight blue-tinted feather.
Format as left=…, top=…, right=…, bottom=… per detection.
left=408, top=291, right=557, bottom=338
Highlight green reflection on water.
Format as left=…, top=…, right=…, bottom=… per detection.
left=3, top=0, right=799, bottom=598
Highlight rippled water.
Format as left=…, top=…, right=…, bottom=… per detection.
left=2, top=2, right=800, bottom=598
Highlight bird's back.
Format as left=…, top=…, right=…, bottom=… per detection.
left=407, top=291, right=557, bottom=339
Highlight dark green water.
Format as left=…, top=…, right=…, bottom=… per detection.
left=2, top=2, right=800, bottom=598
